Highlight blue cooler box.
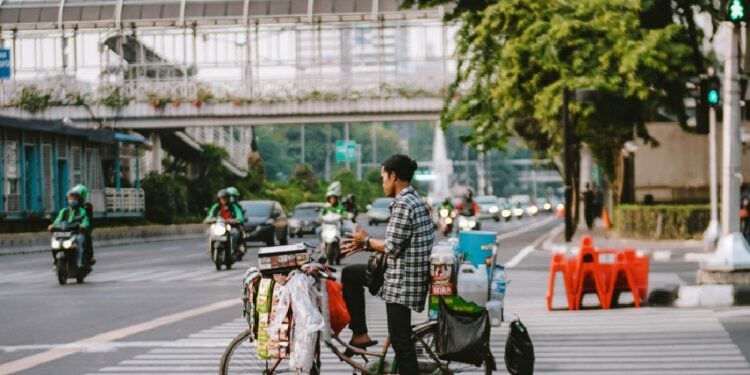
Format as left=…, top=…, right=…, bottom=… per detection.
left=458, top=231, right=496, bottom=266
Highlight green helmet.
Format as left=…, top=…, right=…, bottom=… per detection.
left=72, top=184, right=88, bottom=202
left=226, top=187, right=239, bottom=202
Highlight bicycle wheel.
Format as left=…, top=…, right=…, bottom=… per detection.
left=413, top=321, right=493, bottom=375
left=219, top=329, right=270, bottom=375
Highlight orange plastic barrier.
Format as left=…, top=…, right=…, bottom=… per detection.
left=546, top=236, right=649, bottom=311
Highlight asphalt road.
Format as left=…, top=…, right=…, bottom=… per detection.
left=1, top=214, right=749, bottom=374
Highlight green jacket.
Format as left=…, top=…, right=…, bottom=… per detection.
left=52, top=206, right=90, bottom=229
left=206, top=202, right=245, bottom=222
left=321, top=202, right=346, bottom=216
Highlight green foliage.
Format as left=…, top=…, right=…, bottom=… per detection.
left=187, top=144, right=239, bottom=213
left=441, top=0, right=705, bottom=204
left=100, top=86, right=132, bottom=109
left=614, top=204, right=710, bottom=240
left=291, top=164, right=320, bottom=192
left=17, top=86, right=52, bottom=114
left=141, top=172, right=189, bottom=224
left=332, top=169, right=387, bottom=211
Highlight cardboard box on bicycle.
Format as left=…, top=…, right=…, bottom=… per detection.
left=258, top=243, right=314, bottom=274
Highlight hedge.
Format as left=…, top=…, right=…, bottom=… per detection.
left=613, top=204, right=710, bottom=240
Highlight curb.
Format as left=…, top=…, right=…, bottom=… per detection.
left=0, top=224, right=206, bottom=256
left=648, top=284, right=750, bottom=308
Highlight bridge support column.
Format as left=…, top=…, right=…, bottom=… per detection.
left=147, top=133, right=163, bottom=174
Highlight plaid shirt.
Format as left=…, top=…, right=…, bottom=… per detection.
left=378, top=185, right=435, bottom=312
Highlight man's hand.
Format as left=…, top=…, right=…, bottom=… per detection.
left=340, top=224, right=368, bottom=257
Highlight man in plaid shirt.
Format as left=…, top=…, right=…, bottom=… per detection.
left=342, top=154, right=435, bottom=374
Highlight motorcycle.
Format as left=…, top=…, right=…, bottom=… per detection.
left=50, top=222, right=91, bottom=285
left=319, top=212, right=354, bottom=265
left=438, top=208, right=456, bottom=236
left=207, top=217, right=238, bottom=271
left=456, top=214, right=478, bottom=232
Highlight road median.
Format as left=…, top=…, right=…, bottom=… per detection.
left=0, top=223, right=206, bottom=256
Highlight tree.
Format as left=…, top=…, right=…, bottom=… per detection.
left=410, top=0, right=706, bottom=204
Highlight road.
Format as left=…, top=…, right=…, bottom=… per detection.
left=1, top=214, right=749, bottom=374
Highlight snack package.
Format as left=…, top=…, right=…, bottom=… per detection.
left=256, top=278, right=274, bottom=314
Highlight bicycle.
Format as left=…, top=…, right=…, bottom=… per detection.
left=219, top=262, right=494, bottom=374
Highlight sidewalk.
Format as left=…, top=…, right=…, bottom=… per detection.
left=0, top=223, right=206, bottom=256
left=541, top=218, right=705, bottom=260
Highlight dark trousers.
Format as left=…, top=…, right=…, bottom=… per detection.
left=342, top=263, right=369, bottom=335
left=387, top=303, right=418, bottom=375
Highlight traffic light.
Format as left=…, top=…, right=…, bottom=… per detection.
left=695, top=76, right=721, bottom=134
left=727, top=0, right=748, bottom=24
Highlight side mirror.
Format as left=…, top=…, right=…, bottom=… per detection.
left=366, top=204, right=372, bottom=210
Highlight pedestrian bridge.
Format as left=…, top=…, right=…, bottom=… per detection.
left=0, top=0, right=455, bottom=177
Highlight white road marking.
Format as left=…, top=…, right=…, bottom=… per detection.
left=0, top=298, right=236, bottom=374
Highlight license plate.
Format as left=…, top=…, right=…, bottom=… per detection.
left=55, top=232, right=72, bottom=238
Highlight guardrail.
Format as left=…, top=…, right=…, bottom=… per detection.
left=105, top=188, right=145, bottom=213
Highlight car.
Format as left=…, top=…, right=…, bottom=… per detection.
left=367, top=197, right=393, bottom=226
left=476, top=195, right=501, bottom=221
left=239, top=200, right=289, bottom=247
left=288, top=202, right=325, bottom=238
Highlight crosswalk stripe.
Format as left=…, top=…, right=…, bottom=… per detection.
left=81, top=268, right=750, bottom=374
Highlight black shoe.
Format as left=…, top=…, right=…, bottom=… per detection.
left=343, top=340, right=379, bottom=357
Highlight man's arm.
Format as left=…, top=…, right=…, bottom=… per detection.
left=382, top=200, right=412, bottom=258
left=205, top=203, right=219, bottom=221
left=51, top=209, right=65, bottom=226
left=79, top=207, right=90, bottom=229
left=233, top=204, right=245, bottom=222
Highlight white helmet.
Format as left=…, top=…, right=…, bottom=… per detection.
left=326, top=181, right=342, bottom=198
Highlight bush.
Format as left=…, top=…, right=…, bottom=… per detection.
left=613, top=204, right=710, bottom=240
left=141, top=173, right=189, bottom=224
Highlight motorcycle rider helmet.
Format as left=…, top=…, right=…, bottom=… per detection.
left=226, top=187, right=239, bottom=203
left=443, top=197, right=452, bottom=205
left=66, top=188, right=82, bottom=207
left=464, top=188, right=474, bottom=200
left=217, top=189, right=229, bottom=201
left=71, top=184, right=88, bottom=202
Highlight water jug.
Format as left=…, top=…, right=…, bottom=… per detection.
left=489, top=265, right=507, bottom=302
left=486, top=300, right=503, bottom=327
left=457, top=263, right=488, bottom=306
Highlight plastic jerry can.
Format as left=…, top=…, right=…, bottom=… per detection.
left=457, top=263, right=488, bottom=306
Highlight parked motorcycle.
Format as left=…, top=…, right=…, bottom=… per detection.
left=207, top=217, right=238, bottom=271
left=319, top=212, right=354, bottom=265
left=438, top=208, right=456, bottom=236
left=50, top=222, right=91, bottom=285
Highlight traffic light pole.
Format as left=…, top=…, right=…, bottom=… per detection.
left=706, top=21, right=750, bottom=270
left=704, top=105, right=721, bottom=249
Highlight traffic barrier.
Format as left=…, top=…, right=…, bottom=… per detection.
left=546, top=236, right=649, bottom=310
left=546, top=253, right=575, bottom=310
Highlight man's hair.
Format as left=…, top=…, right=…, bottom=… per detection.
left=382, top=154, right=418, bottom=182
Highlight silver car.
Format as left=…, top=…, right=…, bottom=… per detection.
left=288, top=202, right=325, bottom=238
left=367, top=198, right=393, bottom=226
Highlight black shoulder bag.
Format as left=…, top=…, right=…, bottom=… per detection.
left=366, top=252, right=386, bottom=296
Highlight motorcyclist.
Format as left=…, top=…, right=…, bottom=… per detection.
left=72, top=184, right=95, bottom=265
left=342, top=193, right=358, bottom=223
left=48, top=188, right=90, bottom=268
left=438, top=197, right=454, bottom=212
left=321, top=182, right=347, bottom=216
left=456, top=189, right=479, bottom=216
left=455, top=188, right=480, bottom=230
left=205, top=189, right=245, bottom=258
left=226, top=186, right=246, bottom=250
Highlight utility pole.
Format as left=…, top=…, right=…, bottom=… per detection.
left=704, top=102, right=721, bottom=249
left=563, top=87, right=574, bottom=242
left=344, top=123, right=350, bottom=171
left=705, top=19, right=750, bottom=271
left=300, top=124, right=305, bottom=165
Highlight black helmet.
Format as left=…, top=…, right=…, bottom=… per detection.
left=464, top=188, right=474, bottom=200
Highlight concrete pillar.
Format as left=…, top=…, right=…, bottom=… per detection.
left=148, top=133, right=163, bottom=174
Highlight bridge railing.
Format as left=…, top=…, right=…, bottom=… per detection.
left=0, top=72, right=448, bottom=109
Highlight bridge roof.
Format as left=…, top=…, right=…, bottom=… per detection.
left=0, top=0, right=444, bottom=30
